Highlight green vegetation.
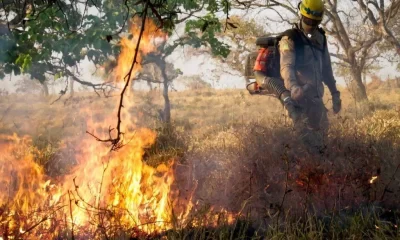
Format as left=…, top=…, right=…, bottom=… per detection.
left=0, top=0, right=232, bottom=85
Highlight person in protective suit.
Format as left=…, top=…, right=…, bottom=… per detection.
left=279, top=0, right=342, bottom=152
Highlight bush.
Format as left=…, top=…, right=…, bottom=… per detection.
left=183, top=76, right=212, bottom=91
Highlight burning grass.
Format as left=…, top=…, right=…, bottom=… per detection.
left=1, top=8, right=399, bottom=236
left=0, top=17, right=183, bottom=239
left=0, top=87, right=399, bottom=239
left=0, top=83, right=399, bottom=240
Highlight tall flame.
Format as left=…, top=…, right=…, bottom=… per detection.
left=0, top=17, right=179, bottom=238
left=114, top=17, right=166, bottom=84
left=0, top=17, right=237, bottom=239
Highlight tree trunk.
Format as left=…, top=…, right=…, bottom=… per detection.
left=161, top=66, right=171, bottom=124
left=147, top=81, right=153, bottom=91
left=146, top=52, right=173, bottom=123
left=362, top=70, right=367, bottom=86
left=40, top=81, right=49, bottom=96
left=69, top=78, right=75, bottom=96
left=351, top=69, right=368, bottom=101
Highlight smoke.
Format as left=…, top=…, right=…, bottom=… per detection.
left=1, top=79, right=399, bottom=236
left=173, top=117, right=400, bottom=226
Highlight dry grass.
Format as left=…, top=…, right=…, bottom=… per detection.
left=0, top=85, right=400, bottom=239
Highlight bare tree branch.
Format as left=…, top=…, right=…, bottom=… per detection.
left=87, top=0, right=150, bottom=151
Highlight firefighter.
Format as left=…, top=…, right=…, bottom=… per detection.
left=279, top=0, right=342, bottom=152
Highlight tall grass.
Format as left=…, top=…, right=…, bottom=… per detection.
left=0, top=87, right=399, bottom=239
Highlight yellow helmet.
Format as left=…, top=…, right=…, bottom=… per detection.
left=299, top=0, right=324, bottom=21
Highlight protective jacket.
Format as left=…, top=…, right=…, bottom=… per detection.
left=279, top=23, right=338, bottom=99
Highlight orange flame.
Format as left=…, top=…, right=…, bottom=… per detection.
left=369, top=176, right=378, bottom=184
left=0, top=18, right=177, bottom=238
left=0, top=17, right=237, bottom=239
left=60, top=17, right=173, bottom=233
left=114, top=17, right=166, bottom=84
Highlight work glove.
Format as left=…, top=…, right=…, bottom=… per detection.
left=332, top=91, right=341, bottom=114
left=283, top=96, right=302, bottom=123
left=290, top=84, right=305, bottom=101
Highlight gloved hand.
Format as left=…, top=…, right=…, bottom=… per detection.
left=290, top=84, right=304, bottom=101
left=332, top=91, right=341, bottom=114
left=282, top=96, right=302, bottom=123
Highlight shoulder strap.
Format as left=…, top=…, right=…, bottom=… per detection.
left=278, top=25, right=305, bottom=63
left=278, top=27, right=302, bottom=45
left=317, top=27, right=327, bottom=53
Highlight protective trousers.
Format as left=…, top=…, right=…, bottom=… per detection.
left=293, top=96, right=328, bottom=154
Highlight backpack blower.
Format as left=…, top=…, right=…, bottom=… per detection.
left=244, top=27, right=326, bottom=99
left=244, top=35, right=283, bottom=96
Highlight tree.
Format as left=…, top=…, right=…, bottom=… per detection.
left=138, top=53, right=182, bottom=123
left=393, top=18, right=400, bottom=70
left=355, top=0, right=400, bottom=55
left=217, top=16, right=267, bottom=78
left=380, top=6, right=400, bottom=70
left=39, top=80, right=50, bottom=96
left=0, top=0, right=126, bottom=94
left=0, top=0, right=231, bottom=90
left=324, top=0, right=400, bottom=100
left=69, top=77, right=75, bottom=96
left=136, top=20, right=230, bottom=123
left=14, top=75, right=45, bottom=95
left=0, top=0, right=235, bottom=147
left=176, top=15, right=268, bottom=84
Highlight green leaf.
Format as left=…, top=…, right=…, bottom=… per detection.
left=22, top=55, right=32, bottom=72
left=15, top=54, right=32, bottom=72
left=0, top=0, right=232, bottom=80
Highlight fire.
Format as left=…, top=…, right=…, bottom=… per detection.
left=114, top=17, right=166, bottom=84
left=61, top=17, right=175, bottom=234
left=0, top=18, right=178, bottom=239
left=369, top=176, right=378, bottom=184
left=0, top=130, right=177, bottom=238
left=0, top=17, right=237, bottom=239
